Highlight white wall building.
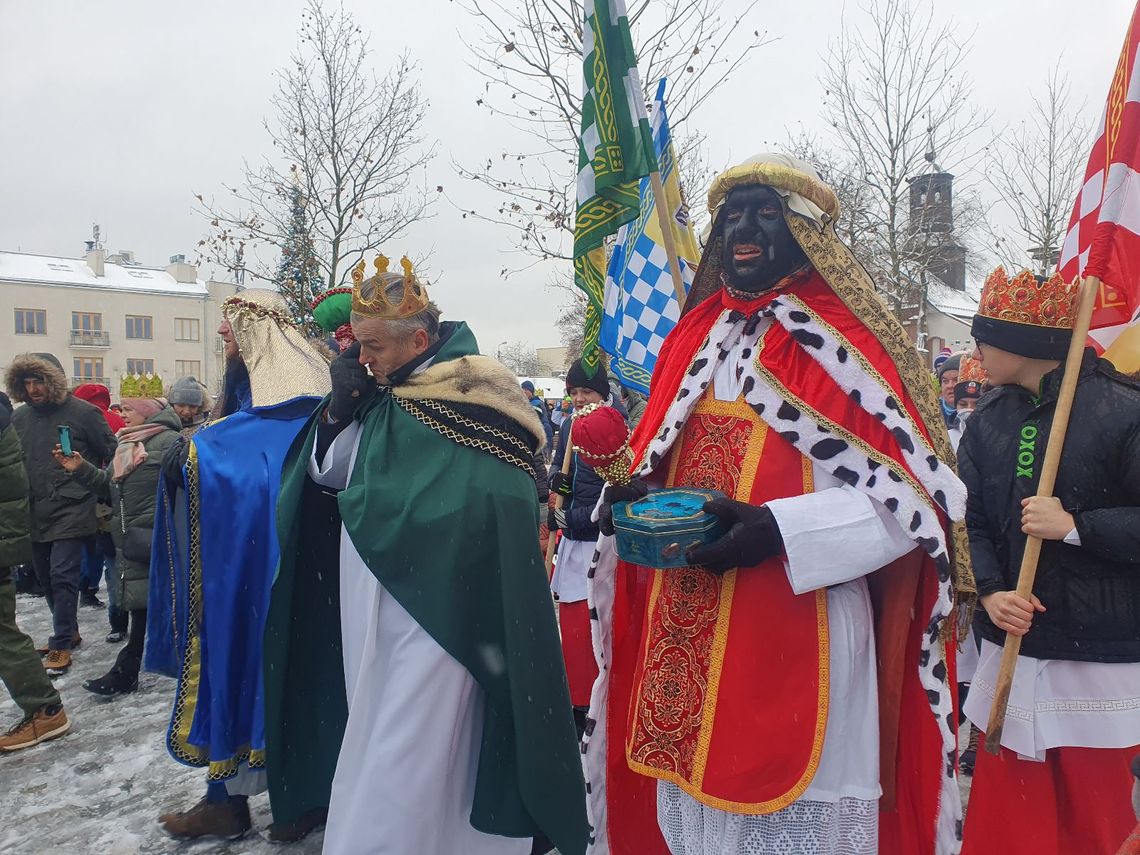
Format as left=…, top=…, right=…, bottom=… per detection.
left=0, top=248, right=239, bottom=396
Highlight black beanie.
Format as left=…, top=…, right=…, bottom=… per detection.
left=565, top=358, right=610, bottom=397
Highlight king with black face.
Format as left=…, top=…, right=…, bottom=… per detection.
left=720, top=184, right=808, bottom=293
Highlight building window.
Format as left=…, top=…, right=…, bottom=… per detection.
left=175, top=360, right=202, bottom=379
left=126, top=358, right=155, bottom=376
left=174, top=317, right=201, bottom=341
left=15, top=308, right=46, bottom=335
left=125, top=315, right=153, bottom=340
left=73, top=357, right=104, bottom=382
left=71, top=311, right=103, bottom=332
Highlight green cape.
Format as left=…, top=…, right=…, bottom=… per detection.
left=264, top=323, right=588, bottom=855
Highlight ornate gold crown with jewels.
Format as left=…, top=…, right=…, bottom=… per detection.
left=350, top=253, right=431, bottom=320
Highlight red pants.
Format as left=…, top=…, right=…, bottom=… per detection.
left=962, top=742, right=1137, bottom=855
left=559, top=600, right=598, bottom=707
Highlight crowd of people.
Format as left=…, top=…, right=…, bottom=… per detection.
left=0, top=154, right=1138, bottom=855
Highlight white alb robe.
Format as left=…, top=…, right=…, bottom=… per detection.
left=309, top=421, right=530, bottom=855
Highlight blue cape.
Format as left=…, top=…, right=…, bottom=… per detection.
left=146, top=395, right=318, bottom=780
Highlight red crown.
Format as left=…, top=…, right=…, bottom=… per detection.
left=957, top=355, right=986, bottom=384
left=977, top=268, right=1078, bottom=330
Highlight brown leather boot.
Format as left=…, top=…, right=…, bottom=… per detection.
left=42, top=649, right=72, bottom=676
left=159, top=797, right=251, bottom=841
left=0, top=706, right=71, bottom=752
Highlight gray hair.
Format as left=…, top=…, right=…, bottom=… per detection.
left=352, top=274, right=441, bottom=341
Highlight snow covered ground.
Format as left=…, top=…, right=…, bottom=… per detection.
left=0, top=593, right=324, bottom=855
left=2, top=591, right=974, bottom=855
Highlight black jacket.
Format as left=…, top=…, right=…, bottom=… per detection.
left=958, top=350, right=1140, bottom=662
left=5, top=354, right=118, bottom=543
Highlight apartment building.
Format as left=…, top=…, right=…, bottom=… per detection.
left=1, top=247, right=239, bottom=396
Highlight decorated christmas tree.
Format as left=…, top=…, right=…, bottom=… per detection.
left=275, top=183, right=325, bottom=334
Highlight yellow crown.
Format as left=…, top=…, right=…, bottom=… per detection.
left=350, top=253, right=431, bottom=320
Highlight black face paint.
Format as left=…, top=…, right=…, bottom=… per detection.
left=719, top=185, right=808, bottom=293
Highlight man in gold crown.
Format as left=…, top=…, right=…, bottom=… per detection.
left=265, top=256, right=589, bottom=854
left=583, top=154, right=972, bottom=855
left=957, top=268, right=1140, bottom=855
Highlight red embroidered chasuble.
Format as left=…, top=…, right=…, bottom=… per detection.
left=625, top=389, right=829, bottom=812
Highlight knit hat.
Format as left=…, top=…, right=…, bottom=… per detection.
left=169, top=376, right=205, bottom=406
left=932, top=347, right=953, bottom=372
left=121, top=397, right=165, bottom=421
left=521, top=380, right=536, bottom=394
left=971, top=268, right=1079, bottom=360
left=936, top=353, right=962, bottom=382
left=565, top=359, right=610, bottom=397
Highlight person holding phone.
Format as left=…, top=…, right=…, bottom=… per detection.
left=4, top=353, right=116, bottom=676
left=53, top=396, right=181, bottom=695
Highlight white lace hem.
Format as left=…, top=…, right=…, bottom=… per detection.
left=657, top=782, right=878, bottom=855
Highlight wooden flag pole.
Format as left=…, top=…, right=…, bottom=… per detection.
left=984, top=275, right=1101, bottom=754
left=649, top=170, right=688, bottom=306
left=545, top=418, right=574, bottom=576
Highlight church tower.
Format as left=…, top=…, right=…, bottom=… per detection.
left=906, top=131, right=967, bottom=291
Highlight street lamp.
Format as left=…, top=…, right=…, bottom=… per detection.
left=495, top=340, right=508, bottom=362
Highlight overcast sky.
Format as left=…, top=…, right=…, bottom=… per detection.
left=0, top=0, right=1133, bottom=353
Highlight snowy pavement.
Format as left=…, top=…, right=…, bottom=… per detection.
left=0, top=593, right=324, bottom=855
left=2, top=591, right=974, bottom=855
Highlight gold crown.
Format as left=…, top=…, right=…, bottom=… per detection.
left=350, top=253, right=431, bottom=320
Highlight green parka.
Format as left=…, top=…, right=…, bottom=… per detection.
left=0, top=422, right=32, bottom=570
left=71, top=407, right=181, bottom=610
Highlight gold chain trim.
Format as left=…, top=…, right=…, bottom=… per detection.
left=394, top=397, right=537, bottom=479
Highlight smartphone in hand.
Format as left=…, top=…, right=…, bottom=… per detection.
left=58, top=425, right=73, bottom=457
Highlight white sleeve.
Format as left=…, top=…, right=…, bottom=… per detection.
left=1063, top=527, right=1082, bottom=546
left=767, top=483, right=916, bottom=595
left=307, top=421, right=360, bottom=490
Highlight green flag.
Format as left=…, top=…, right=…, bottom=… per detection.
left=574, top=0, right=655, bottom=373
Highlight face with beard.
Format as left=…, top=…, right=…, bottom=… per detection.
left=720, top=185, right=808, bottom=293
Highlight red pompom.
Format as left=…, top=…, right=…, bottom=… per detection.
left=572, top=405, right=629, bottom=465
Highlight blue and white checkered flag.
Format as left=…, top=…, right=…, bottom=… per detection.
left=600, top=79, right=699, bottom=395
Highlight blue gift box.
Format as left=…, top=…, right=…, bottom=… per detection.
left=612, top=488, right=727, bottom=569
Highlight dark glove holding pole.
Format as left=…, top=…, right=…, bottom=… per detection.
left=685, top=498, right=784, bottom=575
left=550, top=471, right=573, bottom=499
left=599, top=478, right=650, bottom=537
left=328, top=342, right=377, bottom=424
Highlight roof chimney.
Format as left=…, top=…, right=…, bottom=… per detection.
left=86, top=248, right=105, bottom=277
left=165, top=255, right=198, bottom=284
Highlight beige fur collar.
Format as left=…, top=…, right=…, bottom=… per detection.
left=393, top=355, right=546, bottom=450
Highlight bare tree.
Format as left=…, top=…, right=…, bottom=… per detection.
left=196, top=0, right=435, bottom=320
left=820, top=0, right=988, bottom=342
left=498, top=341, right=543, bottom=375
left=556, top=293, right=589, bottom=364
left=453, top=0, right=771, bottom=268
left=985, top=67, right=1087, bottom=275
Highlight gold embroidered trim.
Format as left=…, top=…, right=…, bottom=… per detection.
left=393, top=396, right=537, bottom=479
left=708, top=163, right=840, bottom=221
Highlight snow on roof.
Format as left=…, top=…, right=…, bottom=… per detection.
left=927, top=277, right=981, bottom=322
left=0, top=251, right=209, bottom=296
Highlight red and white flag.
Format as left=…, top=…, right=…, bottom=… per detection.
left=1059, top=2, right=1140, bottom=370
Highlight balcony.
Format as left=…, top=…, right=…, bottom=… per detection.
left=69, top=330, right=111, bottom=348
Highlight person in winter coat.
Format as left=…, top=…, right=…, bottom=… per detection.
left=0, top=391, right=71, bottom=752
left=53, top=398, right=181, bottom=696
left=167, top=376, right=211, bottom=438
left=548, top=359, right=628, bottom=733
left=73, top=382, right=124, bottom=612
left=936, top=352, right=963, bottom=428
left=620, top=385, right=647, bottom=429
left=4, top=353, right=117, bottom=676
left=522, top=381, right=555, bottom=462
left=958, top=268, right=1140, bottom=854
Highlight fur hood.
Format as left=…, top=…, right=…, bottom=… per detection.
left=394, top=354, right=547, bottom=451
left=5, top=353, right=69, bottom=407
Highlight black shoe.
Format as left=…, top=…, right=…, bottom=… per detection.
left=80, top=590, right=106, bottom=609
left=83, top=667, right=139, bottom=697
left=267, top=807, right=328, bottom=843
left=105, top=631, right=127, bottom=644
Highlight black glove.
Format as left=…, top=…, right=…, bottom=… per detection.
left=599, top=479, right=650, bottom=537
left=547, top=506, right=560, bottom=532
left=550, top=471, right=573, bottom=498
left=161, top=435, right=190, bottom=491
left=685, top=498, right=784, bottom=575
left=328, top=342, right=377, bottom=424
